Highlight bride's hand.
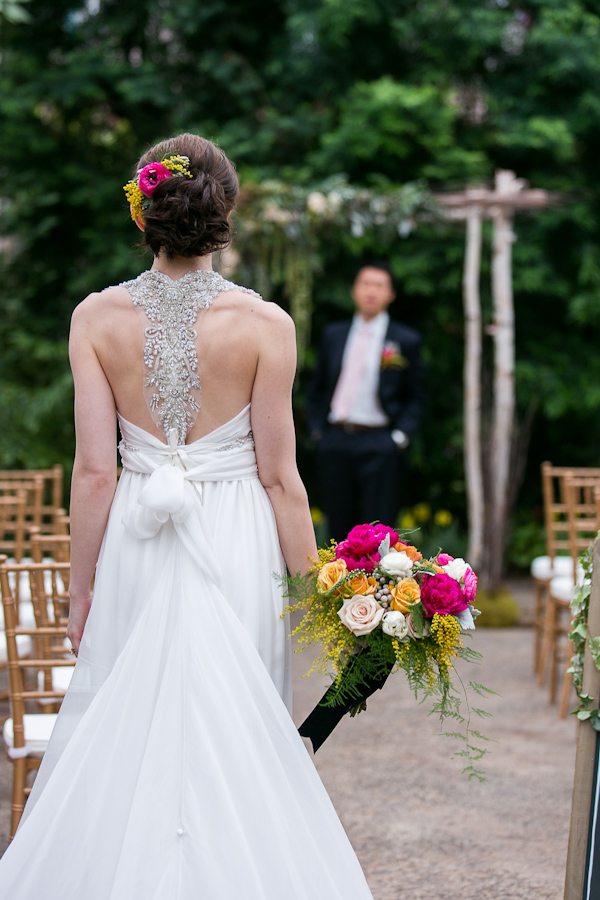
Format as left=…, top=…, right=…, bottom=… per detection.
left=67, top=593, right=92, bottom=656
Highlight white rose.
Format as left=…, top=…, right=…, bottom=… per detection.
left=443, top=557, right=469, bottom=583
left=382, top=610, right=409, bottom=640
left=380, top=550, right=413, bottom=578
left=307, top=191, right=328, bottom=215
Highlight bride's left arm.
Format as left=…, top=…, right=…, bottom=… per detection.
left=67, top=297, right=118, bottom=653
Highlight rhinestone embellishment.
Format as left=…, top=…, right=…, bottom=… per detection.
left=119, top=270, right=260, bottom=443
left=214, top=432, right=255, bottom=452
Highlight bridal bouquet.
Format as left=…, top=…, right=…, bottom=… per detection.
left=285, top=522, right=493, bottom=779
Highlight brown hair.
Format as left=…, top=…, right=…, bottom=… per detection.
left=134, top=133, right=238, bottom=259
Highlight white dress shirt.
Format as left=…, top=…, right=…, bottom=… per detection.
left=329, top=312, right=390, bottom=427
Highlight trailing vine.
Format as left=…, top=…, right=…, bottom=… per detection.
left=568, top=542, right=600, bottom=729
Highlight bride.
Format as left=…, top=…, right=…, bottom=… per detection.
left=0, top=133, right=374, bottom=899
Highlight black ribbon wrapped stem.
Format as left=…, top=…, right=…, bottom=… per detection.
left=298, top=651, right=395, bottom=753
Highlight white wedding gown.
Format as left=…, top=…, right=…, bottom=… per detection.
left=0, top=270, right=374, bottom=900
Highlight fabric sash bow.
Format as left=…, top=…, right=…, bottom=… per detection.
left=122, top=463, right=197, bottom=539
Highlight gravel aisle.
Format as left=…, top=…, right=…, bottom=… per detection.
left=0, top=625, right=575, bottom=898
left=293, top=626, right=575, bottom=900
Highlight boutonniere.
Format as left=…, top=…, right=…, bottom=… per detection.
left=381, top=341, right=409, bottom=370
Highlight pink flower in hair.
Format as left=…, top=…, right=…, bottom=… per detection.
left=138, top=163, right=174, bottom=198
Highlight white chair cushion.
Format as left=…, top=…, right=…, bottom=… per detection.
left=531, top=555, right=574, bottom=580
left=37, top=665, right=74, bottom=698
left=3, top=713, right=57, bottom=757
left=550, top=575, right=575, bottom=603
left=550, top=572, right=588, bottom=603
left=0, top=633, right=32, bottom=664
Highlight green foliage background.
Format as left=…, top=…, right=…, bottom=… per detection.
left=2, top=0, right=600, bottom=565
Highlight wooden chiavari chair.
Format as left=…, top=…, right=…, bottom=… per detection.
left=534, top=464, right=600, bottom=682
left=0, top=465, right=64, bottom=556
left=543, top=475, right=599, bottom=715
left=0, top=556, right=75, bottom=838
left=26, top=533, right=72, bottom=713
left=53, top=508, right=70, bottom=536
left=0, top=493, right=30, bottom=700
left=0, top=491, right=26, bottom=571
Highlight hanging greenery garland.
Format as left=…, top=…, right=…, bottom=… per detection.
left=226, top=175, right=432, bottom=373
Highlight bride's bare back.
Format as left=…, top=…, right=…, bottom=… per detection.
left=77, top=274, right=284, bottom=444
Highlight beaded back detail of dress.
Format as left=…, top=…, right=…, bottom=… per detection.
left=118, top=269, right=260, bottom=442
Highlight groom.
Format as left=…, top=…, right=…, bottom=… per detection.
left=307, top=262, right=425, bottom=541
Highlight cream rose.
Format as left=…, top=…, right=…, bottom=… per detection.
left=338, top=595, right=384, bottom=636
left=382, top=610, right=409, bottom=640
left=317, top=559, right=347, bottom=593
left=380, top=550, right=413, bottom=578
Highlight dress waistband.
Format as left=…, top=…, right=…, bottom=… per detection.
left=119, top=428, right=258, bottom=482
left=119, top=427, right=259, bottom=541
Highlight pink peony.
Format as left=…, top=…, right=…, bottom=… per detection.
left=338, top=595, right=384, bottom=636
left=373, top=523, right=399, bottom=546
left=436, top=553, right=454, bottom=566
left=335, top=524, right=384, bottom=572
left=138, top=162, right=174, bottom=197
left=335, top=545, right=380, bottom=574
left=420, top=573, right=470, bottom=617
left=344, top=524, right=381, bottom=556
left=463, top=567, right=478, bottom=603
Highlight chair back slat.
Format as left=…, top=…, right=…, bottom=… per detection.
left=541, top=463, right=600, bottom=560
left=0, top=466, right=64, bottom=551
left=0, top=556, right=75, bottom=750
left=0, top=491, right=26, bottom=563
left=30, top=528, right=71, bottom=600
left=564, top=475, right=600, bottom=564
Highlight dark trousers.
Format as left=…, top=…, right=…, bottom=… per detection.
left=315, top=425, right=406, bottom=543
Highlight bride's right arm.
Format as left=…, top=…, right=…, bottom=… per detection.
left=251, top=306, right=318, bottom=577
left=67, top=297, right=118, bottom=652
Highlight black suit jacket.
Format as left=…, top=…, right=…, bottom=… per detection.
left=307, top=318, right=425, bottom=438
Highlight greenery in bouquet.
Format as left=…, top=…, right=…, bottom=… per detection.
left=284, top=522, right=495, bottom=779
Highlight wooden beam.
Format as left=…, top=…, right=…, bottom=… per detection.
left=463, top=206, right=484, bottom=571
left=488, top=195, right=515, bottom=585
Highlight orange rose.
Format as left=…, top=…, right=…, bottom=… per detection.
left=317, top=559, right=347, bottom=593
left=344, top=573, right=377, bottom=596
left=390, top=577, right=421, bottom=613
left=393, top=541, right=423, bottom=563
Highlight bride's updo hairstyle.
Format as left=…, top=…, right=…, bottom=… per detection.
left=134, top=133, right=238, bottom=259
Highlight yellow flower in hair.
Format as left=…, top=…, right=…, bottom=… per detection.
left=123, top=180, right=145, bottom=221
left=123, top=154, right=193, bottom=222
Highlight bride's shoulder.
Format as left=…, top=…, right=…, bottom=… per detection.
left=70, top=284, right=136, bottom=332
left=217, top=286, right=294, bottom=332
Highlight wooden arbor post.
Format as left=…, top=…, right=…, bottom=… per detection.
left=437, top=171, right=559, bottom=589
